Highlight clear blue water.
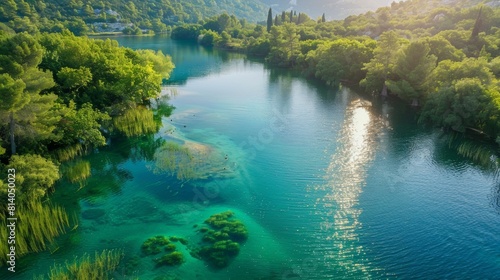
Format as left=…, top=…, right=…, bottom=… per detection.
left=4, top=36, right=500, bottom=279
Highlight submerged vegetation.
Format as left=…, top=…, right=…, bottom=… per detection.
left=113, top=106, right=159, bottom=137
left=141, top=236, right=172, bottom=256
left=62, top=160, right=91, bottom=184
left=152, top=136, right=234, bottom=181
left=0, top=200, right=70, bottom=262
left=141, top=235, right=186, bottom=267
left=153, top=142, right=197, bottom=180
left=155, top=251, right=184, bottom=267
left=34, top=249, right=123, bottom=280
left=191, top=211, right=248, bottom=268
left=136, top=212, right=248, bottom=270
left=445, top=132, right=500, bottom=172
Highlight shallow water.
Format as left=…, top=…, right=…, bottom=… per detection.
left=4, top=36, right=500, bottom=280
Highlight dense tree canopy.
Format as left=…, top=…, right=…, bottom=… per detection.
left=39, top=32, right=173, bottom=110
left=0, top=31, right=174, bottom=183
left=387, top=41, right=437, bottom=105
left=306, top=38, right=375, bottom=86
left=7, top=154, right=60, bottom=199
left=0, top=0, right=268, bottom=35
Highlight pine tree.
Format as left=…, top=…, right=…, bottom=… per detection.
left=274, top=15, right=279, bottom=26
left=322, top=13, right=326, bottom=23
left=281, top=11, right=286, bottom=22
left=290, top=10, right=293, bottom=23
left=267, top=8, right=273, bottom=32
left=0, top=33, right=57, bottom=154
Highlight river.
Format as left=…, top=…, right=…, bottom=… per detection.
left=6, top=36, right=500, bottom=280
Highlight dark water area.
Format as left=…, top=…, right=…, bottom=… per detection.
left=4, top=36, right=499, bottom=280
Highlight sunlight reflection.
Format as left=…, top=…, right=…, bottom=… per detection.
left=315, top=98, right=386, bottom=277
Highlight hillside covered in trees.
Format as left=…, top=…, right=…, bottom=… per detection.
left=0, top=0, right=268, bottom=35
left=3, top=0, right=489, bottom=35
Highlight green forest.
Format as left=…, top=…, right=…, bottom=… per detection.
left=0, top=0, right=499, bottom=277
left=0, top=29, right=174, bottom=272
left=0, top=0, right=267, bottom=35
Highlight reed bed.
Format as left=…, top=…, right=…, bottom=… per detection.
left=34, top=249, right=123, bottom=280
left=0, top=200, right=70, bottom=263
left=113, top=106, right=158, bottom=137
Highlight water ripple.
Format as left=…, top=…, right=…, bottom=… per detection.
left=310, top=96, right=388, bottom=278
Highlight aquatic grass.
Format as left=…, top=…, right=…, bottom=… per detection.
left=62, top=160, right=91, bottom=184
left=0, top=200, right=70, bottom=263
left=152, top=142, right=197, bottom=180
left=34, top=249, right=123, bottom=280
left=152, top=140, right=231, bottom=181
left=113, top=106, right=159, bottom=137
left=457, top=141, right=498, bottom=169
left=446, top=132, right=500, bottom=173
left=52, top=143, right=86, bottom=162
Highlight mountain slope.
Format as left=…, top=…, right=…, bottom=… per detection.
left=0, top=0, right=268, bottom=29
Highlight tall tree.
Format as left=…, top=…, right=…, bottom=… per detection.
left=0, top=33, right=58, bottom=154
left=386, top=41, right=437, bottom=106
left=267, top=23, right=300, bottom=67
left=0, top=74, right=26, bottom=154
left=360, top=31, right=404, bottom=95
left=267, top=8, right=273, bottom=32
left=322, top=13, right=326, bottom=23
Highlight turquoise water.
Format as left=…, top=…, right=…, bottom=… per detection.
left=4, top=36, right=500, bottom=279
